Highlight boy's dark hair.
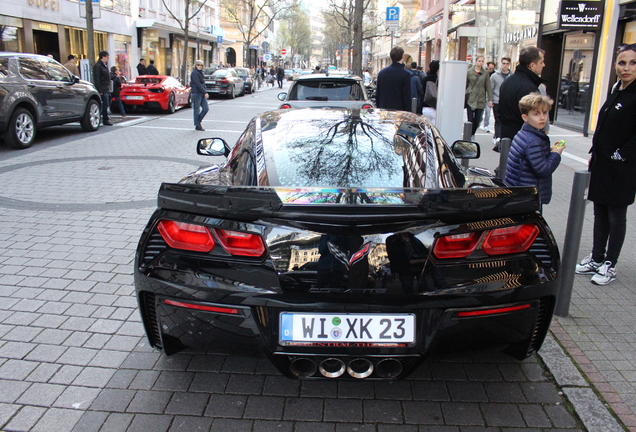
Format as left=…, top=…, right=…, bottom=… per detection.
left=411, top=62, right=418, bottom=69
left=518, top=47, right=545, bottom=68
left=429, top=60, right=440, bottom=74
left=390, top=47, right=405, bottom=63
left=149, top=60, right=155, bottom=65
left=487, top=61, right=496, bottom=67
left=502, top=56, right=511, bottom=63
left=518, top=93, right=553, bottom=115
left=98, top=51, right=109, bottom=60
left=67, top=54, right=75, bottom=61
left=110, top=66, right=117, bottom=73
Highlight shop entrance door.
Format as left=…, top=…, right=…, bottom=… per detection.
left=33, top=30, right=60, bottom=61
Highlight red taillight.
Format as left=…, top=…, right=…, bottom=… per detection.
left=157, top=220, right=215, bottom=252
left=482, top=224, right=539, bottom=255
left=362, top=104, right=373, bottom=109
left=214, top=229, right=266, bottom=257
left=456, top=304, right=531, bottom=318
left=280, top=104, right=292, bottom=109
left=164, top=299, right=239, bottom=314
left=218, top=78, right=229, bottom=84
left=433, top=232, right=481, bottom=258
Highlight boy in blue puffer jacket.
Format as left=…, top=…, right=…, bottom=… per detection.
left=504, top=94, right=565, bottom=209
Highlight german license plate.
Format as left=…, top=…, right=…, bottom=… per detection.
left=126, top=96, right=144, bottom=100
left=208, top=81, right=216, bottom=85
left=279, top=313, right=415, bottom=344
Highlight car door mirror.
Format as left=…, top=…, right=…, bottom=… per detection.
left=197, top=138, right=230, bottom=157
left=277, top=92, right=287, bottom=101
left=451, top=140, right=480, bottom=159
left=73, top=75, right=80, bottom=84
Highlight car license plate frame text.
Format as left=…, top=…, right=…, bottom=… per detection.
left=279, top=312, right=415, bottom=345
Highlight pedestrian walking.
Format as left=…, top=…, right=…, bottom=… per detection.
left=499, top=47, right=546, bottom=140
left=63, top=54, right=80, bottom=77
left=465, top=55, right=494, bottom=139
left=146, top=59, right=159, bottom=75
left=490, top=57, right=512, bottom=149
left=504, top=94, right=564, bottom=211
left=190, top=59, right=209, bottom=131
left=421, top=60, right=439, bottom=122
left=482, top=61, right=496, bottom=133
left=137, top=58, right=148, bottom=76
left=276, top=64, right=285, bottom=89
left=375, top=46, right=411, bottom=111
left=93, top=50, right=112, bottom=126
left=575, top=43, right=636, bottom=285
left=110, top=66, right=126, bottom=118
left=405, top=60, right=422, bottom=113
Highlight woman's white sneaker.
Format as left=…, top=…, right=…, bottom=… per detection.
left=591, top=262, right=617, bottom=285
left=575, top=254, right=602, bottom=274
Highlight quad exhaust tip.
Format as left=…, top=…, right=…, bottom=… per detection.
left=289, top=356, right=403, bottom=379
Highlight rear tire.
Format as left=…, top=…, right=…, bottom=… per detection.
left=229, top=86, right=235, bottom=99
left=5, top=108, right=35, bottom=149
left=186, top=94, right=192, bottom=108
left=80, top=99, right=101, bottom=132
left=166, top=93, right=176, bottom=113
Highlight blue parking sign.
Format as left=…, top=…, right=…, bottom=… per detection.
left=386, top=7, right=400, bottom=21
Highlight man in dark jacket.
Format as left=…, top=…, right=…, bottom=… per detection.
left=146, top=60, right=159, bottom=75
left=190, top=59, right=209, bottom=131
left=375, top=46, right=411, bottom=111
left=137, top=58, right=148, bottom=76
left=93, top=51, right=112, bottom=126
left=110, top=66, right=126, bottom=117
left=276, top=64, right=285, bottom=89
left=498, top=47, right=547, bottom=139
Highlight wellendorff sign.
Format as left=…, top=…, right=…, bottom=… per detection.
left=559, top=0, right=604, bottom=29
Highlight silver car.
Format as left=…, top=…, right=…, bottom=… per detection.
left=277, top=74, right=374, bottom=110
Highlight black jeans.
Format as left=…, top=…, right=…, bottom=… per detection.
left=466, top=107, right=484, bottom=137
left=492, top=103, right=502, bottom=138
left=592, top=203, right=628, bottom=266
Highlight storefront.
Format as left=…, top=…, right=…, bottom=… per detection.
left=0, top=15, right=24, bottom=52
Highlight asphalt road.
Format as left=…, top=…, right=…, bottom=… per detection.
left=0, top=86, right=591, bottom=431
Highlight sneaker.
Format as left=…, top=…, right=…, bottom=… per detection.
left=575, top=254, right=602, bottom=274
left=103, top=121, right=113, bottom=126
left=591, top=261, right=617, bottom=285
left=195, top=124, right=205, bottom=131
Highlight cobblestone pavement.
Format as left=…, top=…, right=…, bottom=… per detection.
left=0, top=87, right=620, bottom=431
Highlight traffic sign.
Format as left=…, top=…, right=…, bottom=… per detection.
left=386, top=7, right=399, bottom=21
left=281, top=49, right=287, bottom=55
left=467, top=54, right=473, bottom=62
left=264, top=54, right=271, bottom=61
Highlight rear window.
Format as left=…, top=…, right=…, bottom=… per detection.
left=235, top=69, right=248, bottom=77
left=136, top=77, right=163, bottom=84
left=212, top=70, right=228, bottom=77
left=262, top=116, right=428, bottom=188
left=289, top=80, right=364, bottom=101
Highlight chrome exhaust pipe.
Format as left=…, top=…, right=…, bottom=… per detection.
left=347, top=358, right=374, bottom=379
left=375, top=358, right=403, bottom=379
left=290, top=357, right=317, bottom=378
left=319, top=358, right=346, bottom=378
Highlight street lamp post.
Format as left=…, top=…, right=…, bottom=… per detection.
left=415, top=10, right=427, bottom=66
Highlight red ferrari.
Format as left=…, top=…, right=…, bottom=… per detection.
left=118, top=75, right=191, bottom=113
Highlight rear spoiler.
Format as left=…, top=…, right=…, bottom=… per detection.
left=157, top=184, right=540, bottom=224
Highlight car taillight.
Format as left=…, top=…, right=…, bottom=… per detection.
left=362, top=104, right=373, bottom=109
left=214, top=229, right=266, bottom=257
left=157, top=220, right=215, bottom=252
left=482, top=224, right=539, bottom=255
left=217, top=79, right=229, bottom=84
left=280, top=104, right=292, bottom=109
left=433, top=232, right=481, bottom=258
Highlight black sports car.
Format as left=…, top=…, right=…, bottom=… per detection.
left=135, top=108, right=560, bottom=380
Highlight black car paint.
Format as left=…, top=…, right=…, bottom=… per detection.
left=135, top=109, right=560, bottom=380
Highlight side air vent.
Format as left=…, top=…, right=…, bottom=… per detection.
left=139, top=291, right=162, bottom=350
left=526, top=297, right=553, bottom=356
left=528, top=233, right=554, bottom=269
left=141, top=231, right=167, bottom=267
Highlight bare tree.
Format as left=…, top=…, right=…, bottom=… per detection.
left=275, top=2, right=311, bottom=67
left=222, top=0, right=294, bottom=67
left=160, top=0, right=208, bottom=82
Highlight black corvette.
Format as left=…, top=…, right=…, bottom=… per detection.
left=135, top=108, right=559, bottom=380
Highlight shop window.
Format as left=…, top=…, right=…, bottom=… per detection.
left=0, top=26, right=23, bottom=52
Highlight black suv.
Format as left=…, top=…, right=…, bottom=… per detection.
left=0, top=52, right=102, bottom=149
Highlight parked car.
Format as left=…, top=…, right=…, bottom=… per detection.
left=0, top=52, right=101, bottom=149
left=134, top=108, right=560, bottom=381
left=234, top=67, right=254, bottom=94
left=117, top=75, right=191, bottom=114
left=278, top=74, right=374, bottom=109
left=204, top=68, right=244, bottom=99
